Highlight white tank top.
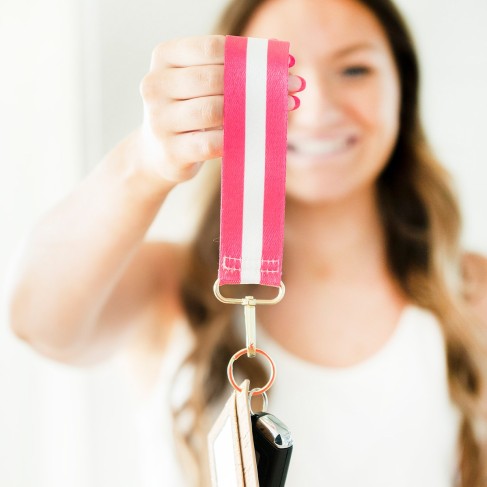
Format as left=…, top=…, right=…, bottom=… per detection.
left=133, top=304, right=463, bottom=486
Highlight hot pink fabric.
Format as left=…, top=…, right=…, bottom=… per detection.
left=219, top=35, right=246, bottom=285
left=219, top=35, right=290, bottom=287
left=261, top=39, right=289, bottom=285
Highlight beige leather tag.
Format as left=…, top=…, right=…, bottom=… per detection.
left=208, top=380, right=259, bottom=486
left=208, top=389, right=244, bottom=487
left=235, top=380, right=259, bottom=486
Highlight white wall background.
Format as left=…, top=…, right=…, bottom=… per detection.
left=0, top=0, right=486, bottom=486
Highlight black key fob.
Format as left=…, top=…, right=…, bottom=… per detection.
left=251, top=412, right=293, bottom=487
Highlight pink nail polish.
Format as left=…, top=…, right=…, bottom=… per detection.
left=291, top=95, right=300, bottom=110
left=296, top=75, right=306, bottom=91
left=288, top=54, right=296, bottom=68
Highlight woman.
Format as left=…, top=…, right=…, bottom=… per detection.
left=7, top=0, right=487, bottom=485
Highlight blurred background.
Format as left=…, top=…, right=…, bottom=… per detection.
left=0, top=0, right=486, bottom=485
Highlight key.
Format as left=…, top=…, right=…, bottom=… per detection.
left=251, top=412, right=293, bottom=487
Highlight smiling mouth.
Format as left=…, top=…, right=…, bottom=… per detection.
left=287, top=136, right=357, bottom=157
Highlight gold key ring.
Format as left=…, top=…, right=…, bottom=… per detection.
left=227, top=348, right=276, bottom=395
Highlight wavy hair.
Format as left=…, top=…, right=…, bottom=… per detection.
left=170, top=0, right=487, bottom=485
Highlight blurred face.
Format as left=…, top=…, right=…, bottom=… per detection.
left=242, top=0, right=401, bottom=204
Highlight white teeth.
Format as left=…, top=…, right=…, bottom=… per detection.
left=289, top=137, right=351, bottom=156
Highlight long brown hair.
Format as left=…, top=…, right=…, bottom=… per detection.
left=172, top=0, right=487, bottom=485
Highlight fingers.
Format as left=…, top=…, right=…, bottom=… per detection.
left=142, top=69, right=305, bottom=134
left=288, top=73, right=305, bottom=112
left=142, top=65, right=224, bottom=101
left=288, top=96, right=300, bottom=111
left=142, top=67, right=305, bottom=102
left=288, top=74, right=306, bottom=94
left=143, top=35, right=305, bottom=103
left=150, top=35, right=225, bottom=70
left=149, top=92, right=302, bottom=135
left=164, top=129, right=223, bottom=169
left=139, top=35, right=306, bottom=184
left=151, top=95, right=223, bottom=133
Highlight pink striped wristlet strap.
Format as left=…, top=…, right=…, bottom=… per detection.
left=218, top=35, right=290, bottom=287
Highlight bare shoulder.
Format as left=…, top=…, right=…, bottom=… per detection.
left=462, top=251, right=487, bottom=321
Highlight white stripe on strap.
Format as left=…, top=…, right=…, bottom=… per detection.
left=241, top=38, right=268, bottom=283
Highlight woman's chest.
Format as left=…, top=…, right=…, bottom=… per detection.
left=253, top=285, right=406, bottom=368
left=253, top=307, right=462, bottom=486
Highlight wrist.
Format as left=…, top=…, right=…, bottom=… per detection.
left=101, top=127, right=177, bottom=203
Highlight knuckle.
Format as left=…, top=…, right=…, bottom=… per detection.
left=206, top=131, right=222, bottom=158
left=147, top=108, right=169, bottom=135
left=199, top=101, right=212, bottom=125
left=158, top=69, right=171, bottom=95
left=150, top=41, right=167, bottom=66
left=206, top=66, right=222, bottom=91
left=202, top=35, right=220, bottom=60
left=139, top=73, right=157, bottom=100
left=200, top=100, right=218, bottom=126
left=186, top=131, right=206, bottom=159
left=163, top=135, right=179, bottom=162
left=196, top=131, right=218, bottom=159
left=158, top=113, right=172, bottom=134
left=195, top=68, right=209, bottom=90
left=198, top=134, right=212, bottom=158
left=139, top=75, right=149, bottom=99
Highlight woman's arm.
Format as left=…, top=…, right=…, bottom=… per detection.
left=5, top=35, right=230, bottom=366
left=5, top=129, right=180, bottom=366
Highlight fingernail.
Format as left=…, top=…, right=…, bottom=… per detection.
left=290, top=95, right=300, bottom=111
left=296, top=75, right=306, bottom=92
left=288, top=54, right=295, bottom=68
